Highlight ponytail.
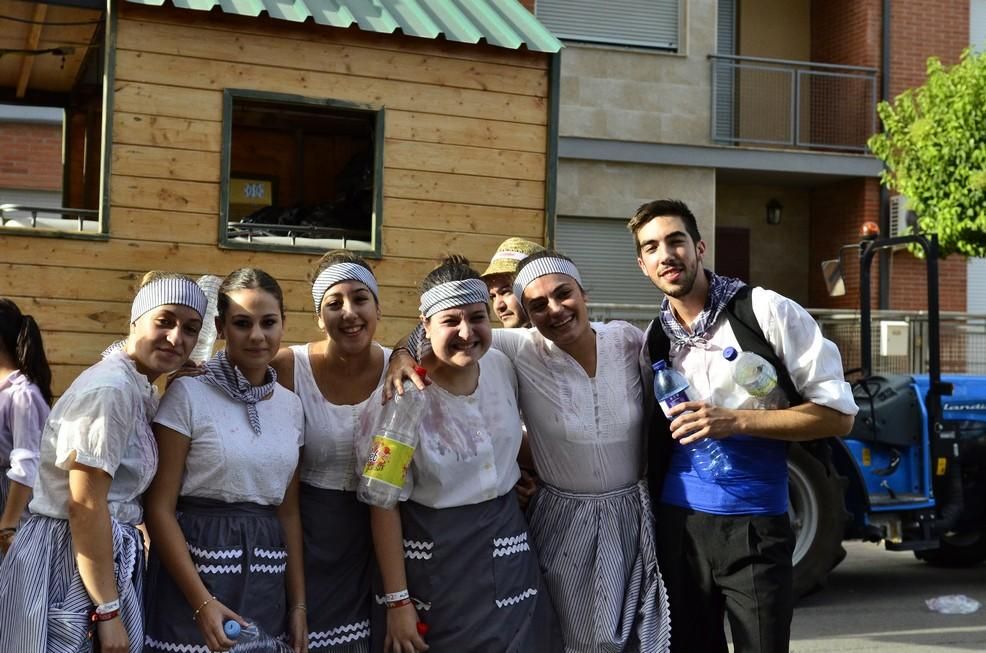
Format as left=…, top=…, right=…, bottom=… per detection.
left=17, top=316, right=53, bottom=405
left=0, top=299, right=53, bottom=405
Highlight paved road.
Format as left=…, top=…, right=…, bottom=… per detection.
left=783, top=541, right=986, bottom=652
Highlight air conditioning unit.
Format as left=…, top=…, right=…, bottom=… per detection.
left=889, top=195, right=918, bottom=239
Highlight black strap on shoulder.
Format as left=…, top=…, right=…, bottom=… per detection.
left=724, top=285, right=803, bottom=406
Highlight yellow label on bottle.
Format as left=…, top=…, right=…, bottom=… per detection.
left=936, top=457, right=947, bottom=476
left=362, top=435, right=415, bottom=488
left=861, top=448, right=871, bottom=466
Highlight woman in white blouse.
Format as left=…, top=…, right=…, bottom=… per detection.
left=0, top=272, right=207, bottom=653
left=365, top=256, right=560, bottom=653
left=0, top=298, right=52, bottom=559
left=390, top=251, right=671, bottom=653
left=142, top=268, right=306, bottom=653
left=271, top=250, right=390, bottom=653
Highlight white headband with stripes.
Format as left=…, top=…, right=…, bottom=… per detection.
left=513, top=257, right=584, bottom=302
left=419, top=278, right=490, bottom=318
left=312, top=263, right=379, bottom=314
left=130, top=277, right=208, bottom=324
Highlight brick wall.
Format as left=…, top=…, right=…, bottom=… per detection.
left=0, top=122, right=62, bottom=192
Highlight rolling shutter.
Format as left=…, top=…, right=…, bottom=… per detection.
left=556, top=216, right=662, bottom=305
left=535, top=0, right=679, bottom=51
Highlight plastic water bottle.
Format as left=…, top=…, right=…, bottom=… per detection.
left=191, top=274, right=223, bottom=364
left=223, top=619, right=292, bottom=652
left=652, top=359, right=733, bottom=481
left=358, top=367, right=429, bottom=509
left=722, top=347, right=783, bottom=408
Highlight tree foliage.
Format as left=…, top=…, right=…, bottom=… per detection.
left=868, top=49, right=986, bottom=257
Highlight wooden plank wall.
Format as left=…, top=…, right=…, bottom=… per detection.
left=1, top=4, right=549, bottom=395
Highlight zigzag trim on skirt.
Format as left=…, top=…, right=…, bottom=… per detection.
left=309, top=619, right=371, bottom=648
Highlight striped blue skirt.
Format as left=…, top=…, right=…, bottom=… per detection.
left=527, top=480, right=672, bottom=653
left=0, top=513, right=145, bottom=653
left=143, top=497, right=288, bottom=652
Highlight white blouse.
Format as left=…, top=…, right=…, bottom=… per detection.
left=30, top=351, right=159, bottom=525
left=492, top=321, right=647, bottom=494
left=292, top=344, right=390, bottom=492
left=154, top=377, right=304, bottom=506
left=0, top=370, right=50, bottom=487
left=358, top=349, right=523, bottom=510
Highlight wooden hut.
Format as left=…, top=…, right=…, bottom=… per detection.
left=0, top=0, right=561, bottom=395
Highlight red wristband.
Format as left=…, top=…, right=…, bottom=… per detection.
left=91, top=609, right=120, bottom=622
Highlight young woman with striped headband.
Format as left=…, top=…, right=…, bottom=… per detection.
left=0, top=272, right=207, bottom=653
left=142, top=268, right=306, bottom=653
left=363, top=255, right=561, bottom=653
left=0, top=298, right=52, bottom=561
left=269, top=250, right=391, bottom=653
left=389, top=251, right=671, bottom=653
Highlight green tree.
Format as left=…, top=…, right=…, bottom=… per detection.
left=868, top=49, right=986, bottom=257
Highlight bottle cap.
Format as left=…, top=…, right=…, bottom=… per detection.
left=414, top=366, right=428, bottom=381
left=651, top=360, right=667, bottom=372
left=223, top=620, right=241, bottom=639
left=723, top=347, right=738, bottom=361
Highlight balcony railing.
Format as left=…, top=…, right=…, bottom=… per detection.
left=0, top=204, right=99, bottom=232
left=710, top=54, right=878, bottom=153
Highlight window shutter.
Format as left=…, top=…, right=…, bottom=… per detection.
left=535, top=0, right=679, bottom=51
left=555, top=217, right=661, bottom=305
left=972, top=0, right=986, bottom=51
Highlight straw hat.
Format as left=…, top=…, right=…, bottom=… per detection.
left=481, top=238, right=545, bottom=278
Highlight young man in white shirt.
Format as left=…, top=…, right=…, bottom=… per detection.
left=630, top=199, right=857, bottom=653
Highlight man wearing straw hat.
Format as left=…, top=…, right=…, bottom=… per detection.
left=481, top=237, right=546, bottom=329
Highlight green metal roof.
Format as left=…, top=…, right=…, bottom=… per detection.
left=125, top=0, right=563, bottom=53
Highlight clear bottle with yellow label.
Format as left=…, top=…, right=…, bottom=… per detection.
left=358, top=367, right=429, bottom=509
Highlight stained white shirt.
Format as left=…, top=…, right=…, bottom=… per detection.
left=292, top=343, right=391, bottom=492
left=643, top=287, right=858, bottom=416
left=0, top=370, right=49, bottom=487
left=357, top=349, right=523, bottom=509
left=492, top=321, right=647, bottom=493
left=154, top=377, right=304, bottom=505
left=30, top=351, right=159, bottom=525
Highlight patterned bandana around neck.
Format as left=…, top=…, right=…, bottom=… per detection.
left=199, top=349, right=278, bottom=437
left=659, top=270, right=746, bottom=353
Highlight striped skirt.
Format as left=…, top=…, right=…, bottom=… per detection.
left=527, top=480, right=671, bottom=653
left=300, top=484, right=371, bottom=652
left=370, top=491, right=563, bottom=652
left=0, top=513, right=145, bottom=653
left=143, top=498, right=288, bottom=652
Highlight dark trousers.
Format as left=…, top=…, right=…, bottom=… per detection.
left=656, top=503, right=795, bottom=653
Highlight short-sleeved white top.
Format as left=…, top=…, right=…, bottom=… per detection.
left=154, top=377, right=304, bottom=505
left=358, top=349, right=523, bottom=510
left=0, top=370, right=50, bottom=487
left=491, top=321, right=647, bottom=494
left=29, top=351, right=159, bottom=525
left=292, top=343, right=391, bottom=492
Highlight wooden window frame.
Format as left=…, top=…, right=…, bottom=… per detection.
left=219, top=88, right=385, bottom=258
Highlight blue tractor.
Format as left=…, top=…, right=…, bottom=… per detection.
left=790, top=227, right=986, bottom=597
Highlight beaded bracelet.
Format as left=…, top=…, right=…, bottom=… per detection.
left=192, top=596, right=217, bottom=623
left=290, top=603, right=307, bottom=613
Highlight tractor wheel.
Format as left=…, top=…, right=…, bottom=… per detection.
left=789, top=442, right=849, bottom=598
left=914, top=531, right=986, bottom=567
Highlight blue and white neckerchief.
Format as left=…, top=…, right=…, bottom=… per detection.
left=659, top=270, right=746, bottom=353
left=199, top=349, right=277, bottom=436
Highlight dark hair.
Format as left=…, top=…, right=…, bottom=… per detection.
left=627, top=199, right=701, bottom=251
left=0, top=298, right=53, bottom=405
left=313, top=249, right=374, bottom=279
left=420, top=255, right=482, bottom=295
left=217, top=268, right=285, bottom=319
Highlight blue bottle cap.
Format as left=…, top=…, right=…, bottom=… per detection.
left=722, top=347, right=738, bottom=361
left=651, top=360, right=668, bottom=372
left=223, top=620, right=241, bottom=639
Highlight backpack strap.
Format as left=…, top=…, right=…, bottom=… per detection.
left=724, top=285, right=803, bottom=406
left=644, top=318, right=673, bottom=506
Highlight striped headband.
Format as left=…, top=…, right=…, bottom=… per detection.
left=513, top=257, right=584, bottom=302
left=311, top=263, right=379, bottom=314
left=419, top=278, right=490, bottom=318
left=130, top=277, right=208, bottom=324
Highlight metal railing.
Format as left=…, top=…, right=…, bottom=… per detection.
left=227, top=221, right=371, bottom=247
left=710, top=54, right=878, bottom=152
left=588, top=303, right=986, bottom=376
left=0, top=204, right=99, bottom=232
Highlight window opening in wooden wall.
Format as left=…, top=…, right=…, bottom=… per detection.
left=223, top=94, right=380, bottom=253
